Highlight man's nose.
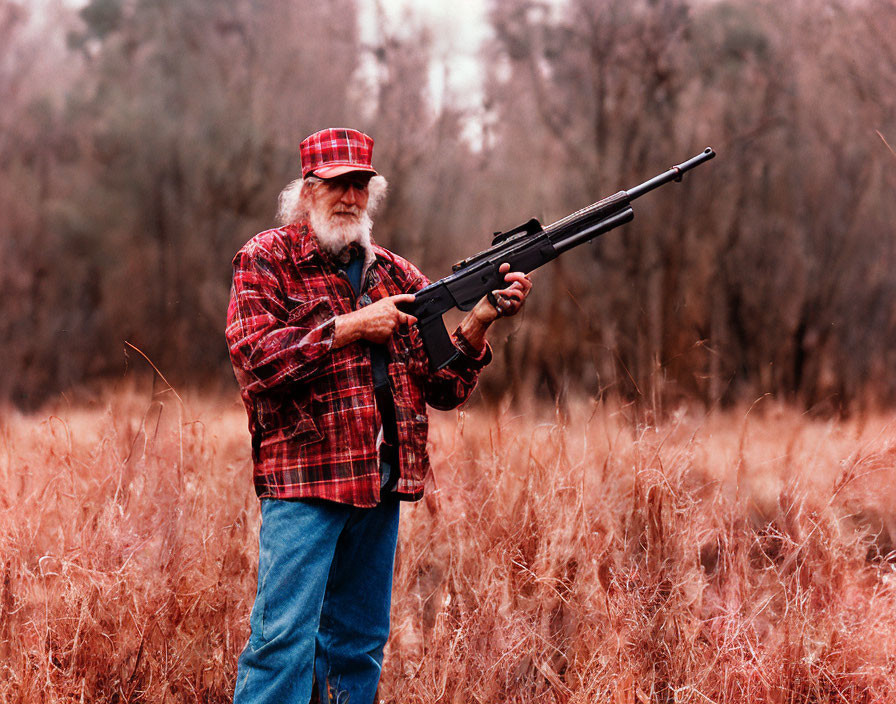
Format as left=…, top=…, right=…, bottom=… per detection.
left=340, top=185, right=361, bottom=204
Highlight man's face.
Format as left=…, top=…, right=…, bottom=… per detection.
left=305, top=171, right=375, bottom=256
left=309, top=172, right=372, bottom=224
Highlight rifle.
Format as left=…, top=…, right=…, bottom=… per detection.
left=401, top=147, right=716, bottom=370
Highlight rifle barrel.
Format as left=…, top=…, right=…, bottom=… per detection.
left=626, top=147, right=715, bottom=201
left=551, top=207, right=635, bottom=255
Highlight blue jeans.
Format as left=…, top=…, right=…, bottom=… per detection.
left=233, top=497, right=400, bottom=704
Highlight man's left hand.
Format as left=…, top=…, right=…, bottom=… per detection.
left=456, top=263, right=534, bottom=354
left=490, top=263, right=532, bottom=318
left=472, top=262, right=533, bottom=324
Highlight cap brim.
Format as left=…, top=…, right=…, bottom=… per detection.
left=312, top=165, right=377, bottom=179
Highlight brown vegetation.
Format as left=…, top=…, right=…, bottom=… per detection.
left=1, top=390, right=894, bottom=702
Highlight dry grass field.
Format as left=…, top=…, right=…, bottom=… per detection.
left=1, top=389, right=895, bottom=703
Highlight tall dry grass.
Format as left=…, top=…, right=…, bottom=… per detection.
left=1, top=390, right=895, bottom=703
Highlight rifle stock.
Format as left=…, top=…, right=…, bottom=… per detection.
left=401, top=147, right=716, bottom=370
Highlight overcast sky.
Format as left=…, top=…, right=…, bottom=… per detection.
left=359, top=0, right=493, bottom=112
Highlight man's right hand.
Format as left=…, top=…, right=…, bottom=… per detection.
left=334, top=294, right=418, bottom=347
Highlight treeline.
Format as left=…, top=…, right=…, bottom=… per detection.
left=1, top=0, right=894, bottom=410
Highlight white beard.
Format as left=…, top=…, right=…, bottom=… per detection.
left=308, top=207, right=374, bottom=261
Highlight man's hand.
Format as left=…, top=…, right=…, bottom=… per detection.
left=483, top=263, right=533, bottom=321
left=334, top=293, right=418, bottom=347
left=457, top=263, right=533, bottom=353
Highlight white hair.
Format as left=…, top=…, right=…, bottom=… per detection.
left=276, top=174, right=388, bottom=226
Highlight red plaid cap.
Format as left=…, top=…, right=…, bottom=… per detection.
left=299, top=128, right=377, bottom=179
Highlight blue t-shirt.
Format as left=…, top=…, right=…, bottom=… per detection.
left=339, top=250, right=398, bottom=491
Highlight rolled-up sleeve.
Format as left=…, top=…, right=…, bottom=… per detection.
left=225, top=246, right=336, bottom=393
left=422, top=334, right=492, bottom=410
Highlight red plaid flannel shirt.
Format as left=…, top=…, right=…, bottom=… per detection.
left=226, top=221, right=491, bottom=507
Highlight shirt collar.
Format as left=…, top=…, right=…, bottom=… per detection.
left=288, top=220, right=383, bottom=278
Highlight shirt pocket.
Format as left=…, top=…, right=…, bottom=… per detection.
left=257, top=399, right=323, bottom=449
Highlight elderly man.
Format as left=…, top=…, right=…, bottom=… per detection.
left=226, top=128, right=531, bottom=704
